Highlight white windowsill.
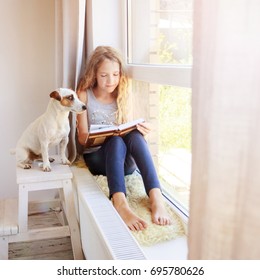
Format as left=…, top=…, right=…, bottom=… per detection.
left=142, top=236, right=188, bottom=260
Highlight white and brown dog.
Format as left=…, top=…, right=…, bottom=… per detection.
left=15, top=88, right=86, bottom=171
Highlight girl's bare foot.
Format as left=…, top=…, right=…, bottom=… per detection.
left=112, top=192, right=148, bottom=231
left=149, top=188, right=172, bottom=226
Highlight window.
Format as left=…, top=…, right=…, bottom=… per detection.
left=127, top=0, right=193, bottom=65
left=126, top=0, right=193, bottom=213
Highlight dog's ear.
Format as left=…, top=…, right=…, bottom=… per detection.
left=50, top=91, right=61, bottom=101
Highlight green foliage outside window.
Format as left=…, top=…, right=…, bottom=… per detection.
left=159, top=85, right=191, bottom=152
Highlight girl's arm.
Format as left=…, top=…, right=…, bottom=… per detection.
left=76, top=90, right=89, bottom=145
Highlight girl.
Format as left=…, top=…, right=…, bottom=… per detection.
left=76, top=46, right=171, bottom=231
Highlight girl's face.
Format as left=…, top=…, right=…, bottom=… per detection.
left=95, top=59, right=120, bottom=94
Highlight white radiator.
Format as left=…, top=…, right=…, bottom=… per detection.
left=71, top=166, right=146, bottom=260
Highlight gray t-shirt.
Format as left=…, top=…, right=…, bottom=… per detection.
left=84, top=89, right=117, bottom=153
left=87, top=89, right=117, bottom=126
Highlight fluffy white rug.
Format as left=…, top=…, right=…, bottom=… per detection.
left=74, top=159, right=185, bottom=246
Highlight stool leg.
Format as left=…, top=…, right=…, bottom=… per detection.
left=0, top=237, right=9, bottom=260
left=18, top=185, right=28, bottom=233
left=62, top=179, right=83, bottom=260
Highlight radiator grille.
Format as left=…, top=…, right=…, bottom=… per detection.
left=73, top=167, right=146, bottom=260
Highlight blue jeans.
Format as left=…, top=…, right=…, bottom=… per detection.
left=83, top=130, right=161, bottom=198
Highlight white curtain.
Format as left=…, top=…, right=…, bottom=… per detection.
left=55, top=0, right=87, bottom=162
left=188, top=0, right=260, bottom=259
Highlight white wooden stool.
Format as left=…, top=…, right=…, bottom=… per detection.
left=15, top=157, right=83, bottom=260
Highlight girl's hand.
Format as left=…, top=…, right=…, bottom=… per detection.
left=136, top=122, right=151, bottom=137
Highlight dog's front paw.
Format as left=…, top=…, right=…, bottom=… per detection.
left=61, top=158, right=71, bottom=165
left=43, top=165, right=52, bottom=172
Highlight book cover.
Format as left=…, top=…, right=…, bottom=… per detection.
left=85, top=118, right=145, bottom=147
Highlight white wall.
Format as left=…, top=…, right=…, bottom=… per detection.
left=0, top=0, right=55, bottom=198
left=87, top=0, right=124, bottom=55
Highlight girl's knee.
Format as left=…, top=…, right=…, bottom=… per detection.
left=106, top=136, right=127, bottom=153
left=130, top=129, right=142, bottom=137
left=126, top=130, right=143, bottom=141
left=124, top=130, right=146, bottom=147
left=109, top=135, right=125, bottom=144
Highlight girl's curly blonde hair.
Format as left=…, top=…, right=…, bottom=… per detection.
left=77, top=46, right=129, bottom=124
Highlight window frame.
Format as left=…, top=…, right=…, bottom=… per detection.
left=123, top=0, right=192, bottom=88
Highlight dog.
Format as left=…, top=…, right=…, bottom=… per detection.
left=14, top=88, right=86, bottom=171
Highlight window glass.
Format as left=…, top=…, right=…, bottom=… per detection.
left=127, top=0, right=193, bottom=65
left=158, top=85, right=191, bottom=211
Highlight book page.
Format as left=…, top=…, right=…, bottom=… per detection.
left=89, top=124, right=117, bottom=134
left=89, top=118, right=145, bottom=134
left=117, top=118, right=145, bottom=131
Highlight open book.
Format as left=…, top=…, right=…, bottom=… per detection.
left=85, top=118, right=145, bottom=147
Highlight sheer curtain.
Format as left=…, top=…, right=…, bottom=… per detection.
left=188, top=0, right=260, bottom=259
left=55, top=0, right=87, bottom=162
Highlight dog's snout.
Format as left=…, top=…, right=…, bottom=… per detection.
left=82, top=105, right=87, bottom=111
